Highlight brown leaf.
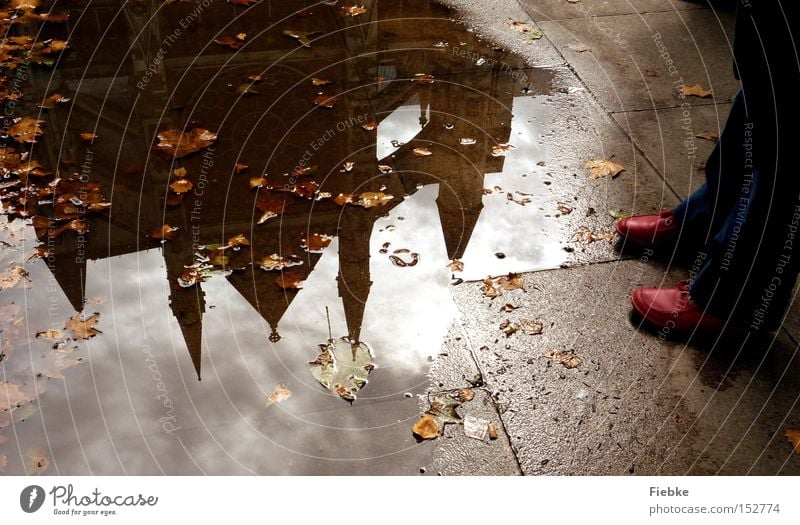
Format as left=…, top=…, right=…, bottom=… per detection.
left=257, top=254, right=302, bottom=271
left=28, top=448, right=50, bottom=475
left=214, top=33, right=247, bottom=49
left=302, top=233, right=333, bottom=253
left=313, top=93, right=338, bottom=108
left=169, top=179, right=193, bottom=193
left=276, top=270, right=305, bottom=290
left=520, top=319, right=543, bottom=335
left=585, top=158, right=624, bottom=180
left=678, top=83, right=713, bottom=98
left=412, top=147, right=432, bottom=157
left=154, top=128, right=217, bottom=158
left=173, top=167, right=188, bottom=178
left=8, top=117, right=45, bottom=143
left=255, top=196, right=288, bottom=223
left=266, top=384, right=292, bottom=406
left=311, top=77, right=330, bottom=86
left=0, top=266, right=30, bottom=290
left=340, top=5, right=367, bottom=16
left=412, top=414, right=439, bottom=440
left=64, top=312, right=101, bottom=340
left=413, top=73, right=435, bottom=84
left=226, top=233, right=250, bottom=247
left=544, top=349, right=582, bottom=369
left=358, top=192, right=393, bottom=208
left=79, top=132, right=97, bottom=142
left=497, top=273, right=524, bottom=291
left=557, top=202, right=574, bottom=214
left=500, top=320, right=519, bottom=337
left=481, top=277, right=501, bottom=298
left=37, top=93, right=69, bottom=109
left=150, top=224, right=179, bottom=240
left=283, top=29, right=319, bottom=48
left=447, top=260, right=464, bottom=272
left=491, top=143, right=514, bottom=157
left=457, top=388, right=474, bottom=402
left=695, top=130, right=719, bottom=142
left=786, top=429, right=800, bottom=455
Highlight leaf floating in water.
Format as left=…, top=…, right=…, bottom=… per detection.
left=35, top=329, right=64, bottom=340
left=226, top=233, right=250, bottom=247
left=309, top=338, right=374, bottom=402
left=361, top=120, right=377, bottom=131
left=302, top=233, right=333, bottom=253
left=313, top=93, right=338, bottom=108
left=266, top=384, right=292, bottom=406
left=64, top=312, right=101, bottom=340
left=0, top=266, right=30, bottom=290
left=255, top=196, right=287, bottom=224
left=358, top=192, right=393, bottom=208
left=459, top=137, right=476, bottom=145
left=585, top=158, right=624, bottom=180
left=389, top=249, right=419, bottom=267
left=234, top=83, right=258, bottom=95
left=491, top=143, right=514, bottom=157
left=378, top=164, right=393, bottom=174
left=340, top=5, right=367, bottom=16
left=447, top=259, right=464, bottom=272
left=283, top=29, right=320, bottom=48
left=154, top=128, right=217, bottom=159
left=169, top=179, right=193, bottom=194
left=178, top=267, right=204, bottom=288
left=214, top=33, right=247, bottom=49
left=311, top=77, right=330, bottom=86
left=413, top=73, right=435, bottom=84
left=412, top=147, right=432, bottom=157
left=412, top=414, right=439, bottom=440
left=0, top=381, right=33, bottom=411
left=786, top=429, right=800, bottom=455
left=275, top=270, right=305, bottom=290
left=257, top=254, right=302, bottom=271
left=150, top=224, right=179, bottom=240
left=80, top=132, right=97, bottom=142
left=37, top=93, right=69, bottom=109
left=8, top=117, right=45, bottom=143
left=544, top=349, right=582, bottom=369
left=173, top=167, right=188, bottom=178
left=341, top=161, right=355, bottom=172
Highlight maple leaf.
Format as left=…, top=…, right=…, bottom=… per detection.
left=266, top=384, right=292, bottom=406
left=8, top=117, right=45, bottom=143
left=154, top=128, right=217, bottom=158
left=678, top=83, right=713, bottom=98
left=309, top=338, right=374, bottom=402
left=585, top=158, right=624, bottom=179
left=64, top=312, right=101, bottom=340
left=150, top=224, right=179, bottom=240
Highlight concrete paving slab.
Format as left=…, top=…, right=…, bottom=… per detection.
left=538, top=9, right=738, bottom=112
left=447, top=260, right=800, bottom=474
left=612, top=102, right=731, bottom=200
left=519, top=0, right=709, bottom=21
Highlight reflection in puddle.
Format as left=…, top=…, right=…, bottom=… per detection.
left=0, top=0, right=567, bottom=474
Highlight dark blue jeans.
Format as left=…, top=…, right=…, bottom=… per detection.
left=669, top=2, right=800, bottom=331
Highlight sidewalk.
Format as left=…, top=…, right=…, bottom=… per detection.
left=430, top=0, right=800, bottom=475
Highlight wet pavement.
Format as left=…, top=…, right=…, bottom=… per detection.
left=1, top=0, right=799, bottom=475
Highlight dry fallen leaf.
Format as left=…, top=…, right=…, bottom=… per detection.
left=786, top=429, right=800, bottom=455
left=447, top=260, right=464, bottom=272
left=695, top=130, right=719, bottom=142
left=520, top=319, right=544, bottom=335
left=500, top=320, right=519, bottom=337
left=585, top=158, right=624, bottom=180
left=573, top=226, right=616, bottom=244
left=64, top=312, right=101, bottom=340
left=544, top=349, right=582, bottom=369
left=150, top=224, right=179, bottom=240
left=457, top=388, right=474, bottom=402
left=481, top=277, right=501, bottom=298
left=35, top=329, right=64, bottom=340
left=302, top=233, right=333, bottom=253
left=412, top=414, right=439, bottom=440
left=340, top=5, right=367, bottom=16
left=679, top=83, right=713, bottom=98
left=266, top=384, right=292, bottom=406
left=154, top=128, right=217, bottom=158
left=557, top=202, right=574, bottom=215
left=497, top=273, right=524, bottom=291
left=488, top=423, right=499, bottom=440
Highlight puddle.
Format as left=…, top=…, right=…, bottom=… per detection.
left=0, top=0, right=571, bottom=474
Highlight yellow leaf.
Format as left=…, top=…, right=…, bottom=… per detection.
left=266, top=384, right=292, bottom=406
left=678, top=83, right=713, bottom=98
left=412, top=414, right=439, bottom=440
left=585, top=158, right=624, bottom=180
